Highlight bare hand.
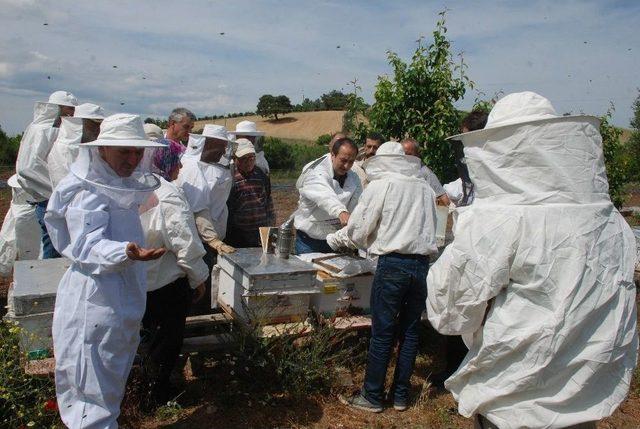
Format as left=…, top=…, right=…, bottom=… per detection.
left=436, top=194, right=451, bottom=206
left=338, top=211, right=350, bottom=226
left=126, top=242, right=166, bottom=261
left=192, top=283, right=206, bottom=303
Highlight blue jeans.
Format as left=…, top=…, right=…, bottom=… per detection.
left=34, top=200, right=60, bottom=259
left=294, top=230, right=334, bottom=254
left=362, top=253, right=429, bottom=406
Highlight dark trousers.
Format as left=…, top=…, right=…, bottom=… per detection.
left=189, top=244, right=215, bottom=315
left=294, top=230, right=334, bottom=254
left=226, top=226, right=261, bottom=248
left=362, top=253, right=429, bottom=406
left=34, top=200, right=60, bottom=259
left=141, top=276, right=192, bottom=401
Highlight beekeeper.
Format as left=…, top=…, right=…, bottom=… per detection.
left=143, top=123, right=164, bottom=141
left=139, top=138, right=208, bottom=407
left=427, top=92, right=638, bottom=429
left=45, top=113, right=166, bottom=428
left=15, top=90, right=78, bottom=258
left=430, top=109, right=488, bottom=391
left=175, top=124, right=235, bottom=313
left=326, top=142, right=437, bottom=413
left=443, top=111, right=488, bottom=208
left=165, top=107, right=196, bottom=144
left=294, top=137, right=361, bottom=254
left=228, top=120, right=270, bottom=175
left=48, top=103, right=106, bottom=188
left=0, top=175, right=41, bottom=276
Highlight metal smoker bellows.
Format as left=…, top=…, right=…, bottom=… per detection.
left=277, top=216, right=295, bottom=259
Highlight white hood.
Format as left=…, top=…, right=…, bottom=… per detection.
left=363, top=154, right=422, bottom=182
left=456, top=93, right=605, bottom=205
left=32, top=101, right=60, bottom=127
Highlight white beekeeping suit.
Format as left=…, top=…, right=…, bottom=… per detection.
left=427, top=92, right=638, bottom=429
left=175, top=125, right=233, bottom=240
left=0, top=176, right=41, bottom=275
left=294, top=154, right=362, bottom=240
left=140, top=176, right=209, bottom=292
left=16, top=91, right=78, bottom=202
left=48, top=103, right=106, bottom=188
left=45, top=114, right=164, bottom=429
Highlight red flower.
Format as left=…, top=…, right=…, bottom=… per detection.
left=44, top=398, right=58, bottom=412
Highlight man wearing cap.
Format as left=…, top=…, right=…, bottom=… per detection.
left=48, top=103, right=106, bottom=189
left=427, top=92, right=638, bottom=429
left=45, top=113, right=166, bottom=428
left=226, top=138, right=275, bottom=248
left=327, top=141, right=438, bottom=413
left=175, top=124, right=235, bottom=313
left=228, top=120, right=270, bottom=175
left=294, top=137, right=361, bottom=254
left=15, top=90, right=78, bottom=258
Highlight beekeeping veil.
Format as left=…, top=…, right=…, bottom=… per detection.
left=426, top=91, right=638, bottom=428
left=70, top=113, right=165, bottom=208
left=184, top=124, right=235, bottom=164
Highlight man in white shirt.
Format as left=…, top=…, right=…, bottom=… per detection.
left=294, top=137, right=361, bottom=254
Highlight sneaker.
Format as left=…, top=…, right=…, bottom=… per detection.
left=338, top=393, right=383, bottom=413
left=393, top=400, right=408, bottom=411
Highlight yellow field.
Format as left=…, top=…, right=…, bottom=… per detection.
left=193, top=111, right=345, bottom=141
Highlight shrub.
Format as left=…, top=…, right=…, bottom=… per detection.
left=0, top=321, right=60, bottom=428
left=264, top=138, right=326, bottom=171
left=315, top=133, right=332, bottom=147
left=263, top=137, right=295, bottom=170
left=600, top=107, right=628, bottom=208
left=0, top=126, right=21, bottom=165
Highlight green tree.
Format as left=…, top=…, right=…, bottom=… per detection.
left=368, top=11, right=472, bottom=181
left=0, top=125, right=21, bottom=165
left=600, top=106, right=628, bottom=208
left=257, top=94, right=292, bottom=121
left=320, top=90, right=350, bottom=110
left=342, top=78, right=369, bottom=144
left=627, top=90, right=640, bottom=182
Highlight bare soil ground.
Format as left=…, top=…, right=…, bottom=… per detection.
left=193, top=111, right=345, bottom=142
left=2, top=174, right=640, bottom=428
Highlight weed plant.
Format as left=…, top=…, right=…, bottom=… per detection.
left=0, top=321, right=60, bottom=428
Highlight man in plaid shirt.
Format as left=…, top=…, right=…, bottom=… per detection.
left=226, top=138, right=275, bottom=247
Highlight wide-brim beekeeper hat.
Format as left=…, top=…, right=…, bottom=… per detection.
left=74, top=103, right=106, bottom=120
left=84, top=113, right=165, bottom=147
left=228, top=120, right=265, bottom=136
left=46, top=90, right=78, bottom=107
left=446, top=91, right=598, bottom=144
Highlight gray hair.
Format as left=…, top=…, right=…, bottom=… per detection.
left=168, top=107, right=196, bottom=123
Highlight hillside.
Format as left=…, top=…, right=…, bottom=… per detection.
left=193, top=111, right=344, bottom=141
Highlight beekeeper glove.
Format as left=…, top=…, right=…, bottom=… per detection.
left=194, top=209, right=235, bottom=254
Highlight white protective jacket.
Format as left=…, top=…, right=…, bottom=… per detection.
left=294, top=155, right=362, bottom=240
left=45, top=172, right=149, bottom=429
left=327, top=144, right=438, bottom=256
left=0, top=176, right=41, bottom=275
left=175, top=156, right=233, bottom=240
left=139, top=177, right=208, bottom=291
left=427, top=92, right=638, bottom=429
left=48, top=117, right=82, bottom=189
left=15, top=102, right=60, bottom=202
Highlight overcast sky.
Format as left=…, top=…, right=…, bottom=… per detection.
left=1, top=0, right=638, bottom=135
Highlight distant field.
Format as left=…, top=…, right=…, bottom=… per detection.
left=193, top=111, right=345, bottom=141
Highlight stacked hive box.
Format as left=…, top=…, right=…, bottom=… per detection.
left=4, top=259, right=70, bottom=353
left=217, top=248, right=318, bottom=324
